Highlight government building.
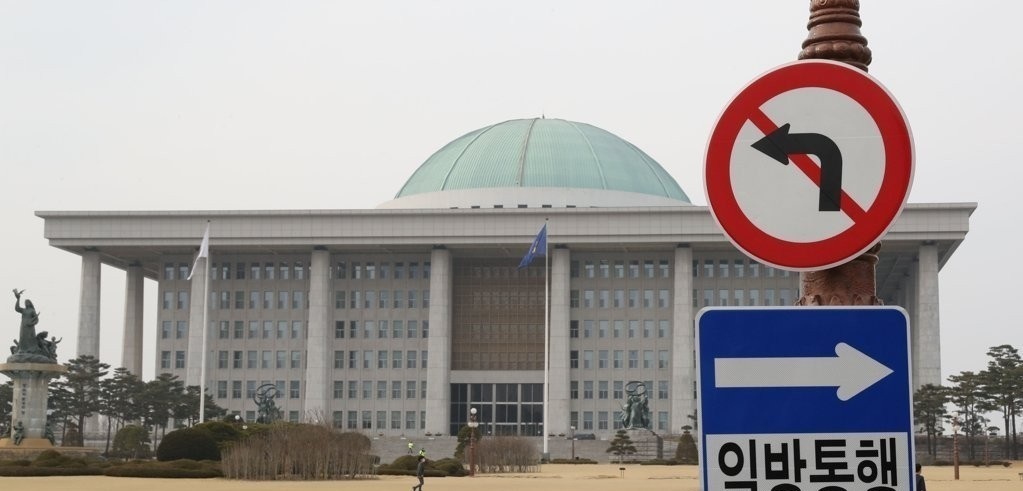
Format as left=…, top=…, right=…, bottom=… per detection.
left=38, top=118, right=973, bottom=438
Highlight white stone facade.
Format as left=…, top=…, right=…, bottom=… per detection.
left=37, top=203, right=973, bottom=438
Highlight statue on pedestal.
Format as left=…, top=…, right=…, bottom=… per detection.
left=8, top=290, right=60, bottom=364
left=619, top=381, right=651, bottom=430
left=253, top=383, right=281, bottom=424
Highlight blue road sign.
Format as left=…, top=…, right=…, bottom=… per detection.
left=696, top=307, right=915, bottom=491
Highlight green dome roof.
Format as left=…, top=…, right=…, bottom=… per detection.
left=395, top=118, right=690, bottom=203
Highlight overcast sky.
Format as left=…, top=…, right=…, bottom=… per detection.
left=0, top=1, right=1017, bottom=384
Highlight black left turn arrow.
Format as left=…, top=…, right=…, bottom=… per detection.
left=751, top=123, right=843, bottom=212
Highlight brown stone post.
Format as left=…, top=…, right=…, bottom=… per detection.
left=795, top=0, right=882, bottom=306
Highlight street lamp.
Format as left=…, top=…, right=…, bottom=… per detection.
left=951, top=415, right=960, bottom=481
left=468, top=407, right=479, bottom=477
left=570, top=425, right=578, bottom=460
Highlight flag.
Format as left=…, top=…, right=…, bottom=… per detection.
left=517, top=224, right=547, bottom=269
left=187, top=223, right=210, bottom=280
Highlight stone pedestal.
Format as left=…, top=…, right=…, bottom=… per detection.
left=0, top=362, right=66, bottom=448
left=624, top=428, right=663, bottom=461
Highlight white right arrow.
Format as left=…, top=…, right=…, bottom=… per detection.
left=714, top=342, right=894, bottom=401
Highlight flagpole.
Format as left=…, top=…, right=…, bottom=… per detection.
left=199, top=221, right=210, bottom=423
left=542, top=219, right=549, bottom=459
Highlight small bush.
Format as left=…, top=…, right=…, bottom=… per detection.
left=384, top=454, right=420, bottom=471
left=0, top=466, right=103, bottom=476
left=111, top=424, right=151, bottom=460
left=550, top=458, right=598, bottom=464
left=157, top=428, right=220, bottom=461
left=31, top=450, right=88, bottom=468
left=103, top=460, right=222, bottom=478
left=431, top=457, right=468, bottom=477
left=639, top=459, right=679, bottom=465
left=193, top=421, right=242, bottom=450
left=674, top=430, right=699, bottom=465
left=0, top=460, right=31, bottom=467
left=376, top=467, right=447, bottom=477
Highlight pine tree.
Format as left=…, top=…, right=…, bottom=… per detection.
left=675, top=425, right=699, bottom=464
left=605, top=429, right=637, bottom=463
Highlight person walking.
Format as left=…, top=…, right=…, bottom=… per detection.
left=407, top=441, right=415, bottom=454
left=411, top=455, right=426, bottom=491
left=915, top=463, right=926, bottom=491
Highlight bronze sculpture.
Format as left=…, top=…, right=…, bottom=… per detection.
left=8, top=289, right=59, bottom=363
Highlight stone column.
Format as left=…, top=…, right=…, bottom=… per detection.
left=548, top=247, right=571, bottom=435
left=671, top=245, right=695, bottom=433
left=915, top=243, right=941, bottom=388
left=77, top=251, right=102, bottom=358
left=425, top=247, right=452, bottom=434
left=121, top=264, right=145, bottom=376
left=185, top=258, right=208, bottom=388
left=303, top=248, right=332, bottom=422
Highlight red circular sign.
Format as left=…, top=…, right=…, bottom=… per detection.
left=705, top=60, right=913, bottom=271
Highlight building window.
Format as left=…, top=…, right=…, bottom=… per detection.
left=570, top=381, right=578, bottom=399
left=570, top=351, right=578, bottom=369
left=290, top=380, right=300, bottom=399
left=334, top=351, right=344, bottom=369
left=598, top=381, right=609, bottom=399
left=174, top=351, right=185, bottom=369
left=160, top=351, right=170, bottom=369
left=583, top=381, right=593, bottom=399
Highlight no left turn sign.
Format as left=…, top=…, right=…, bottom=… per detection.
left=705, top=60, right=914, bottom=271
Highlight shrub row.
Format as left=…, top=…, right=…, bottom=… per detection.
left=550, top=458, right=598, bottom=464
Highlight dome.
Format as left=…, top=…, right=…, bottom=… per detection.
left=381, top=118, right=690, bottom=209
